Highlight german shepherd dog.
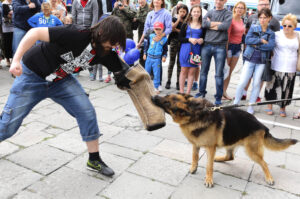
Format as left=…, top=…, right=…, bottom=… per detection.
left=152, top=93, right=298, bottom=188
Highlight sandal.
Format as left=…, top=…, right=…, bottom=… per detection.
left=279, top=111, right=286, bottom=117
left=293, top=113, right=300, bottom=119
left=222, top=93, right=233, bottom=101
left=264, top=109, right=273, bottom=115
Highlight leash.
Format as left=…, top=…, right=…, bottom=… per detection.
left=208, top=97, right=300, bottom=111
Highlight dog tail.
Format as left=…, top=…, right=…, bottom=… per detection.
left=264, top=130, right=298, bottom=151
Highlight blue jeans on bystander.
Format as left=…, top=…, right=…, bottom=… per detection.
left=197, top=44, right=227, bottom=105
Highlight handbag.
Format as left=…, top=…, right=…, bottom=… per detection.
left=188, top=29, right=201, bottom=66
left=261, top=34, right=274, bottom=82
left=261, top=53, right=274, bottom=82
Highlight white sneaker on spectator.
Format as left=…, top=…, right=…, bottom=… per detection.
left=247, top=106, right=254, bottom=115
left=158, top=85, right=163, bottom=92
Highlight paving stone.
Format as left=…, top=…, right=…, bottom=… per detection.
left=190, top=167, right=248, bottom=192
left=106, top=130, right=162, bottom=152
left=8, top=128, right=53, bottom=147
left=13, top=190, right=47, bottom=199
left=91, top=96, right=128, bottom=110
left=33, top=107, right=59, bottom=117
left=94, top=106, right=127, bottom=124
left=151, top=139, right=205, bottom=164
left=89, top=88, right=127, bottom=100
left=7, top=144, right=75, bottom=175
left=66, top=151, right=134, bottom=182
left=98, top=123, right=124, bottom=142
left=148, top=123, right=190, bottom=144
left=198, top=155, right=254, bottom=180
left=101, top=172, right=175, bottom=199
left=250, top=164, right=300, bottom=195
left=235, top=148, right=286, bottom=167
left=100, top=142, right=143, bottom=160
left=243, top=182, right=299, bottom=199
left=45, top=129, right=87, bottom=155
left=22, top=113, right=42, bottom=125
left=114, top=102, right=140, bottom=118
left=37, top=111, right=78, bottom=130
left=171, top=176, right=242, bottom=199
left=112, top=115, right=145, bottom=131
left=285, top=153, right=300, bottom=173
left=0, top=159, right=42, bottom=198
left=286, top=131, right=300, bottom=155
left=128, top=153, right=188, bottom=186
left=269, top=126, right=292, bottom=139
left=0, top=141, right=19, bottom=158
left=28, top=167, right=107, bottom=199
left=43, top=126, right=64, bottom=135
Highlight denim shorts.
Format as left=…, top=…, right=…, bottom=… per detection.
left=227, top=43, right=241, bottom=58
left=0, top=64, right=101, bottom=142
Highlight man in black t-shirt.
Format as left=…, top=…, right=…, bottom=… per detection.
left=1, top=16, right=129, bottom=177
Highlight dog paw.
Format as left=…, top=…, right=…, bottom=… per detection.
left=189, top=166, right=198, bottom=174
left=204, top=177, right=214, bottom=188
left=265, top=178, right=275, bottom=186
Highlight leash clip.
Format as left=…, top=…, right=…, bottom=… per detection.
left=209, top=106, right=222, bottom=111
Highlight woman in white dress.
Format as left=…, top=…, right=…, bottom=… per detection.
left=264, top=14, right=300, bottom=117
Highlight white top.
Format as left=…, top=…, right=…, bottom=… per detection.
left=271, top=31, right=299, bottom=73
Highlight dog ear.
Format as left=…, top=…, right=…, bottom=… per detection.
left=177, top=93, right=193, bottom=100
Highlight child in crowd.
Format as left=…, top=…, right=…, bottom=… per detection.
left=28, top=2, right=63, bottom=28
left=63, top=15, right=72, bottom=24
left=52, top=9, right=63, bottom=21
left=143, top=21, right=168, bottom=94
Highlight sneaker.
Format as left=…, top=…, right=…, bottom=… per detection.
left=165, top=81, right=171, bottom=89
left=87, top=159, right=115, bottom=177
left=195, top=93, right=204, bottom=98
left=158, top=85, right=163, bottom=92
left=105, top=77, right=111, bottom=83
left=176, top=82, right=179, bottom=90
left=192, top=82, right=198, bottom=91
left=256, top=97, right=261, bottom=103
left=99, top=78, right=104, bottom=82
left=215, top=100, right=222, bottom=106
left=241, top=95, right=247, bottom=100
left=247, top=106, right=254, bottom=114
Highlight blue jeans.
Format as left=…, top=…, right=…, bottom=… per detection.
left=0, top=64, right=101, bottom=142
left=145, top=56, right=162, bottom=89
left=234, top=60, right=265, bottom=104
left=12, top=27, right=27, bottom=56
left=199, top=44, right=227, bottom=104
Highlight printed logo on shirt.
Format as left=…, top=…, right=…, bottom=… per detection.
left=45, top=44, right=95, bottom=82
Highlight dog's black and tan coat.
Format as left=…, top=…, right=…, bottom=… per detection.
left=152, top=93, right=298, bottom=188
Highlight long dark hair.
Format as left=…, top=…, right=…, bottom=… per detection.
left=177, top=4, right=189, bottom=21
left=91, top=16, right=126, bottom=51
left=185, top=5, right=202, bottom=25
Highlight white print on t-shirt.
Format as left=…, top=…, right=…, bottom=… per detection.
left=45, top=44, right=95, bottom=82
left=60, top=45, right=94, bottom=72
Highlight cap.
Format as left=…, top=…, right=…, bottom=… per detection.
left=153, top=22, right=164, bottom=30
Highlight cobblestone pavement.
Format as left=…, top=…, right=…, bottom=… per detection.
left=0, top=55, right=300, bottom=199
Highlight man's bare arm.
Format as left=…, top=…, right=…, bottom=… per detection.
left=10, top=28, right=50, bottom=76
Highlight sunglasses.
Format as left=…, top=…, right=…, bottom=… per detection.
left=154, top=28, right=162, bottom=31
left=283, top=25, right=293, bottom=28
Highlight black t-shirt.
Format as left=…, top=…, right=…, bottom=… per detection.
left=23, top=25, right=124, bottom=82
left=168, top=17, right=183, bottom=42
left=23, top=25, right=93, bottom=81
